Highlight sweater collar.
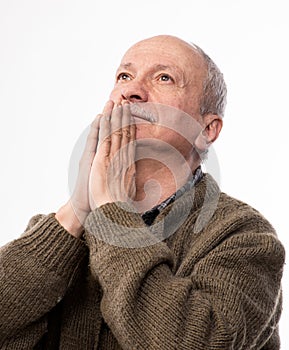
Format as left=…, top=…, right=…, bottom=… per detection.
left=147, top=173, right=221, bottom=242
left=142, top=166, right=203, bottom=226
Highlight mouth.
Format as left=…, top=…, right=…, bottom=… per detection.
left=129, top=104, right=156, bottom=123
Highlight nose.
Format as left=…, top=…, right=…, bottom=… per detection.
left=120, top=81, right=148, bottom=103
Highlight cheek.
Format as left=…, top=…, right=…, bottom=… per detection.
left=154, top=92, right=190, bottom=115
left=173, top=98, right=193, bottom=115
left=155, top=126, right=192, bottom=148
left=158, top=94, right=180, bottom=108
left=171, top=88, right=201, bottom=116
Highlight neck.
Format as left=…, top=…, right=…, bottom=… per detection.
left=133, top=155, right=200, bottom=213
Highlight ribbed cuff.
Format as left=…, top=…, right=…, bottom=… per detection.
left=10, top=213, right=88, bottom=278
left=84, top=202, right=162, bottom=249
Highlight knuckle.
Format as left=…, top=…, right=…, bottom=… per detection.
left=112, top=130, right=123, bottom=138
left=104, top=135, right=111, bottom=143
left=122, top=127, right=131, bottom=137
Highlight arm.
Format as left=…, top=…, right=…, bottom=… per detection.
left=0, top=214, right=88, bottom=346
left=85, top=100, right=284, bottom=348
left=0, top=100, right=111, bottom=347
left=84, top=201, right=285, bottom=350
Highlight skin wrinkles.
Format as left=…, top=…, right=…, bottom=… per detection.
left=55, top=34, right=223, bottom=234
left=110, top=35, right=208, bottom=121
left=116, top=63, right=187, bottom=89
left=107, top=35, right=222, bottom=207
left=110, top=36, right=210, bottom=155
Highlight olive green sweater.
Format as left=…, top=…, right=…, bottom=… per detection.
left=0, top=174, right=285, bottom=349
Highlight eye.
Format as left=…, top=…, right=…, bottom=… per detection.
left=117, top=73, right=132, bottom=82
left=158, top=74, right=174, bottom=83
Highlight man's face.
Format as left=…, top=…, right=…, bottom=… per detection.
left=109, top=35, right=207, bottom=158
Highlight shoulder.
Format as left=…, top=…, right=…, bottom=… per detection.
left=197, top=173, right=277, bottom=236
left=217, top=191, right=276, bottom=235
left=191, top=173, right=285, bottom=258
left=205, top=191, right=285, bottom=269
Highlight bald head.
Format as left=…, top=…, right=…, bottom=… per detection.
left=123, top=35, right=206, bottom=81
left=127, top=35, right=202, bottom=58
left=110, top=35, right=226, bottom=120
left=124, top=35, right=227, bottom=118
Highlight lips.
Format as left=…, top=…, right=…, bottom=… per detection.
left=129, top=104, right=156, bottom=123
left=132, top=115, right=152, bottom=127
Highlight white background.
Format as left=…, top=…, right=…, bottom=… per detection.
left=0, top=0, right=288, bottom=347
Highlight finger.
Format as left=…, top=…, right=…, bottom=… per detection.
left=79, top=114, right=101, bottom=169
left=130, top=112, right=136, bottom=143
left=84, top=99, right=113, bottom=157
left=97, top=113, right=111, bottom=157
left=119, top=103, right=135, bottom=174
left=121, top=101, right=132, bottom=147
left=128, top=121, right=136, bottom=171
left=96, top=101, right=114, bottom=155
left=102, top=100, right=114, bottom=117
left=128, top=112, right=136, bottom=164
left=110, top=104, right=123, bottom=156
left=84, top=115, right=101, bottom=154
left=122, top=104, right=136, bottom=198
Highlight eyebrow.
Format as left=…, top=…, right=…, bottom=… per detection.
left=118, top=63, right=133, bottom=70
left=118, top=63, right=177, bottom=72
left=152, top=64, right=174, bottom=71
left=116, top=62, right=185, bottom=85
left=117, top=62, right=183, bottom=75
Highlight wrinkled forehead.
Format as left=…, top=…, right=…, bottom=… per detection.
left=120, top=36, right=206, bottom=76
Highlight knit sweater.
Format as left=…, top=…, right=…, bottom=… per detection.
left=0, top=174, right=285, bottom=349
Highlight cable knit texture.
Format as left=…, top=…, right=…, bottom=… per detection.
left=0, top=174, right=285, bottom=349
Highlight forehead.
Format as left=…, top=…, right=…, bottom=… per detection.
left=120, top=37, right=206, bottom=76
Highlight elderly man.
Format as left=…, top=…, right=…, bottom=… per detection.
left=0, top=35, right=285, bottom=349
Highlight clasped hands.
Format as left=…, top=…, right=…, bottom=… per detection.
left=70, top=100, right=137, bottom=227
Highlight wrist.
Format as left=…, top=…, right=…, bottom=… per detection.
left=55, top=202, right=86, bottom=238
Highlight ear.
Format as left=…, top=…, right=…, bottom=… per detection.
left=194, top=114, right=223, bottom=152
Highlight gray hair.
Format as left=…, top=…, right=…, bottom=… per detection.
left=191, top=43, right=227, bottom=118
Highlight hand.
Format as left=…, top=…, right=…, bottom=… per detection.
left=89, top=100, right=136, bottom=209
left=56, top=109, right=102, bottom=237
